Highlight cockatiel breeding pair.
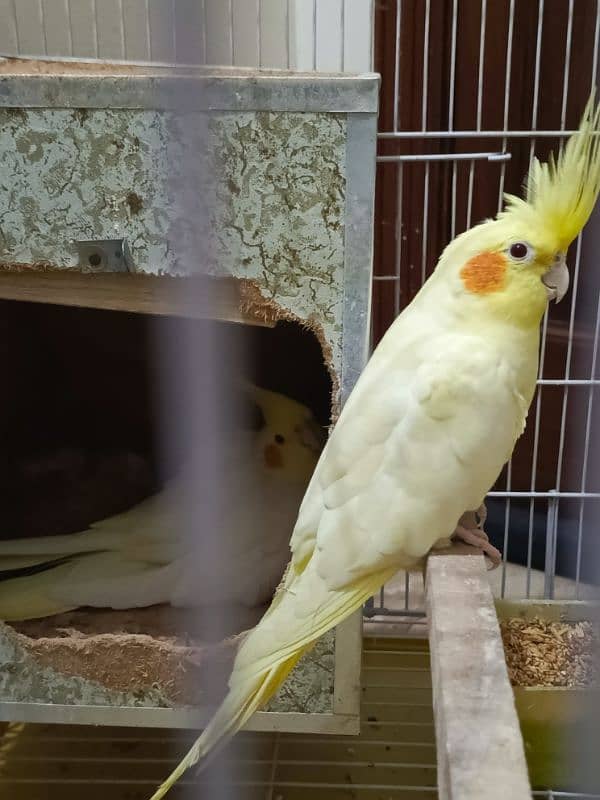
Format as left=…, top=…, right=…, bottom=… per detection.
left=149, top=95, right=600, bottom=798
left=0, top=384, right=324, bottom=619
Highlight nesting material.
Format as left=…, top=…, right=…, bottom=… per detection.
left=7, top=606, right=260, bottom=706
left=500, top=617, right=599, bottom=688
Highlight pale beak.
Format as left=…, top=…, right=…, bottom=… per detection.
left=542, top=255, right=569, bottom=303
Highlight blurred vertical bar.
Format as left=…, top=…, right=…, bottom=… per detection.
left=498, top=0, right=515, bottom=599
left=525, top=0, right=545, bottom=598
left=448, top=0, right=458, bottom=241
left=156, top=10, right=243, bottom=798
left=419, top=0, right=430, bottom=291
left=567, top=194, right=600, bottom=792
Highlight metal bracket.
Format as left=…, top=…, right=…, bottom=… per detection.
left=75, top=239, right=133, bottom=273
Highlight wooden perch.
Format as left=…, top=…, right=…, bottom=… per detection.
left=425, top=550, right=531, bottom=800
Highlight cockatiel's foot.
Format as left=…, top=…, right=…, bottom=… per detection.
left=452, top=504, right=502, bottom=569
left=457, top=503, right=487, bottom=531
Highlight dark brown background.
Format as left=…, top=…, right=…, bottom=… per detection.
left=373, top=0, right=600, bottom=497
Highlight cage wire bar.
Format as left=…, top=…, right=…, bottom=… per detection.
left=365, top=0, right=600, bottom=623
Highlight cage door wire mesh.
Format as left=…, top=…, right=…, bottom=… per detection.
left=365, top=0, right=600, bottom=621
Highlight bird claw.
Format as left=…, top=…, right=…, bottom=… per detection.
left=456, top=503, right=487, bottom=533
left=452, top=503, right=501, bottom=569
left=475, top=502, right=487, bottom=530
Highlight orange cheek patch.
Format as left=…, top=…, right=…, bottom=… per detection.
left=460, top=251, right=508, bottom=295
left=264, top=444, right=283, bottom=469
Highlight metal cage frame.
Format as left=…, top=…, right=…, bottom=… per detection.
left=366, top=0, right=600, bottom=622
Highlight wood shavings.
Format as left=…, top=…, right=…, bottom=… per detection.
left=500, top=617, right=599, bottom=688
left=8, top=605, right=257, bottom=706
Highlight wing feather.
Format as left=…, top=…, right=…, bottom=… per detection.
left=293, top=335, right=525, bottom=589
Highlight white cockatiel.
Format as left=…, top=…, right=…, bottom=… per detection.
left=0, top=384, right=324, bottom=620
left=150, top=96, right=600, bottom=798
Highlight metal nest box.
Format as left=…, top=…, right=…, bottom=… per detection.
left=0, top=58, right=379, bottom=734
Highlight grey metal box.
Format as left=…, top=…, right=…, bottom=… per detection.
left=0, top=58, right=378, bottom=734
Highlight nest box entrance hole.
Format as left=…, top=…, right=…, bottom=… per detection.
left=0, top=296, right=332, bottom=705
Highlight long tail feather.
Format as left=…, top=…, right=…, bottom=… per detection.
left=149, top=561, right=397, bottom=799
left=148, top=651, right=304, bottom=800
left=0, top=564, right=78, bottom=619
left=0, top=529, right=115, bottom=559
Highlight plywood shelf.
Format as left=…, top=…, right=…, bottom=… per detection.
left=0, top=272, right=275, bottom=327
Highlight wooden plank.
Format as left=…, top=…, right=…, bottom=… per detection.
left=426, top=553, right=531, bottom=800
left=362, top=667, right=431, bottom=690
left=332, top=611, right=362, bottom=719
left=362, top=649, right=430, bottom=669
left=275, top=760, right=437, bottom=785
left=495, top=597, right=597, bottom=623
left=362, top=686, right=433, bottom=705
left=0, top=271, right=275, bottom=327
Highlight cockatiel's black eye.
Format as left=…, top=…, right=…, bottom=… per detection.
left=509, top=242, right=530, bottom=260
left=275, top=434, right=285, bottom=444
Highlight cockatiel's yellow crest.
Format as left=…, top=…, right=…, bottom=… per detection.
left=150, top=94, right=600, bottom=799
left=502, top=92, right=600, bottom=253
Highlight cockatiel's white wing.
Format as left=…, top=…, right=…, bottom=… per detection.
left=0, top=477, right=196, bottom=620
left=291, top=321, right=529, bottom=588
left=172, top=455, right=312, bottom=609
left=0, top=429, right=298, bottom=619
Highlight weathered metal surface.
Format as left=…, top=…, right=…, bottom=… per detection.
left=0, top=620, right=334, bottom=716
left=0, top=62, right=378, bottom=731
left=0, top=108, right=169, bottom=269
left=75, top=239, right=132, bottom=272
left=0, top=58, right=380, bottom=113
left=265, top=630, right=336, bottom=714
left=340, top=112, right=377, bottom=403
left=0, top=622, right=173, bottom=709
left=0, top=107, right=346, bottom=370
left=211, top=111, right=346, bottom=368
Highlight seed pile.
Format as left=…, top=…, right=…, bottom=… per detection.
left=500, top=617, right=599, bottom=688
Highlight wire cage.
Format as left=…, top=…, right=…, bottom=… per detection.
left=0, top=3, right=599, bottom=799
left=365, top=0, right=600, bottom=623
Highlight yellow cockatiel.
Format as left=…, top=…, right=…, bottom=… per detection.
left=0, top=385, right=323, bottom=619
left=151, top=96, right=600, bottom=798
